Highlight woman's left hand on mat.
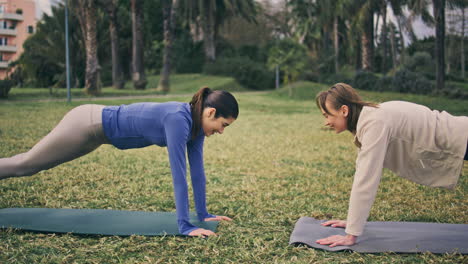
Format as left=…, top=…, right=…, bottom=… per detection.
left=204, top=215, right=232, bottom=221
left=315, top=234, right=357, bottom=247
left=320, top=219, right=346, bottom=228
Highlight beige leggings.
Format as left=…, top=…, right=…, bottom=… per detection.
left=0, top=104, right=108, bottom=179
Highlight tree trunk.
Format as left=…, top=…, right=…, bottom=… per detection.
left=108, top=0, right=124, bottom=89
left=361, top=8, right=374, bottom=71
left=202, top=4, right=216, bottom=62
left=396, top=15, right=405, bottom=65
left=101, top=0, right=124, bottom=89
left=375, top=12, right=380, bottom=40
left=157, top=0, right=178, bottom=93
left=131, top=0, right=147, bottom=90
left=355, top=36, right=362, bottom=70
left=82, top=1, right=99, bottom=95
left=381, top=2, right=388, bottom=73
left=333, top=15, right=339, bottom=74
left=446, top=33, right=451, bottom=75
left=433, top=0, right=445, bottom=91
left=390, top=25, right=397, bottom=70
left=461, top=7, right=465, bottom=79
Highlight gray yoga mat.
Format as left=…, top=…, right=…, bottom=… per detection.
left=289, top=216, right=468, bottom=254
left=0, top=208, right=218, bottom=236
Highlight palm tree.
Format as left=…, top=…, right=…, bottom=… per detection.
left=359, top=1, right=377, bottom=71
left=131, top=0, right=147, bottom=89
left=331, top=0, right=352, bottom=73
left=401, top=0, right=432, bottom=65
left=288, top=0, right=379, bottom=73
left=286, top=0, right=332, bottom=70
left=157, top=0, right=179, bottom=93
left=406, top=0, right=466, bottom=90
left=357, top=0, right=407, bottom=72
left=460, top=4, right=466, bottom=79
left=309, top=0, right=385, bottom=73
left=433, top=0, right=445, bottom=90
left=379, top=0, right=389, bottom=72
left=376, top=0, right=405, bottom=72
left=445, top=0, right=466, bottom=78
left=99, top=0, right=124, bottom=89
left=19, top=4, right=84, bottom=88
left=267, top=39, right=308, bottom=96
left=180, top=0, right=257, bottom=62
left=389, top=22, right=399, bottom=69
left=74, top=0, right=100, bottom=95
left=405, top=0, right=434, bottom=42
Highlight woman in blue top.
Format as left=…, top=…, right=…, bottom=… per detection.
left=0, top=87, right=238, bottom=237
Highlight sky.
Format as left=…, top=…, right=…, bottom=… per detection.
left=384, top=5, right=435, bottom=46
left=35, top=0, right=61, bottom=19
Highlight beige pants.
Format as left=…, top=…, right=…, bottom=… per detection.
left=0, top=104, right=108, bottom=179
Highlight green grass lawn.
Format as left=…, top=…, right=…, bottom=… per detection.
left=0, top=81, right=467, bottom=263
left=274, top=81, right=468, bottom=115
left=3, top=74, right=245, bottom=101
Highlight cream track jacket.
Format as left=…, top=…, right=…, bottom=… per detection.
left=346, top=101, right=468, bottom=236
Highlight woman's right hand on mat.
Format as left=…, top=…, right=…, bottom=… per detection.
left=321, top=219, right=346, bottom=228
left=204, top=215, right=232, bottom=222
left=189, top=228, right=217, bottom=237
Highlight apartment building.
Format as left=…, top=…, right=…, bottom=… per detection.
left=0, top=0, right=36, bottom=79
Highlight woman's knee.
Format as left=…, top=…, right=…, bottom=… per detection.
left=7, top=153, right=42, bottom=177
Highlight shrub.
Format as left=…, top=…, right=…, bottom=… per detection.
left=377, top=75, right=393, bottom=91
left=301, top=70, right=320, bottom=83
left=403, top=51, right=435, bottom=80
left=173, top=33, right=204, bottom=74
left=438, top=87, right=468, bottom=100
left=318, top=72, right=353, bottom=86
left=203, top=56, right=274, bottom=90
left=238, top=45, right=268, bottom=63
left=0, top=79, right=13, bottom=98
left=406, top=37, right=435, bottom=57
left=446, top=73, right=466, bottom=82
left=391, top=69, right=433, bottom=94
left=267, top=39, right=308, bottom=86
left=352, top=71, right=380, bottom=91
left=316, top=65, right=356, bottom=85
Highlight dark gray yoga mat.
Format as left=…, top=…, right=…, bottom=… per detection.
left=0, top=208, right=218, bottom=236
left=289, top=217, right=468, bottom=254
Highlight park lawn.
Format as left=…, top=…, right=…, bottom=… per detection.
left=274, top=81, right=468, bottom=115
left=4, top=73, right=245, bottom=101
left=0, top=87, right=467, bottom=263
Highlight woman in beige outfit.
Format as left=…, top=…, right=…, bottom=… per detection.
left=314, top=83, right=468, bottom=247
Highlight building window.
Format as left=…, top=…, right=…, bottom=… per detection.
left=0, top=6, right=4, bottom=14
left=28, top=26, right=34, bottom=34
left=3, top=21, right=7, bottom=29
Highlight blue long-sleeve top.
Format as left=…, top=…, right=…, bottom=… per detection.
left=101, top=102, right=214, bottom=235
